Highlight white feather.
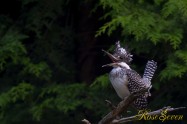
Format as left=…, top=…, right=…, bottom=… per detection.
left=109, top=67, right=130, bottom=99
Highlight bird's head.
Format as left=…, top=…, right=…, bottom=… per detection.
left=113, top=41, right=133, bottom=64
left=102, top=41, right=133, bottom=64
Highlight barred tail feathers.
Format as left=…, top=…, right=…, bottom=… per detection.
left=143, top=60, right=157, bottom=81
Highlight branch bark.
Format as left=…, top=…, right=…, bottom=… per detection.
left=98, top=88, right=149, bottom=124
left=82, top=88, right=186, bottom=124
left=82, top=119, right=91, bottom=124
left=112, top=106, right=186, bottom=123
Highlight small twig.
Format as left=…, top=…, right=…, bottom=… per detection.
left=98, top=88, right=149, bottom=124
left=82, top=119, right=91, bottom=124
left=105, top=100, right=116, bottom=110
left=112, top=106, right=186, bottom=123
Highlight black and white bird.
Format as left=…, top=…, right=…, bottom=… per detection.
left=102, top=41, right=157, bottom=110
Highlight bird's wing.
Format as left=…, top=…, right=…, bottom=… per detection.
left=126, top=69, right=148, bottom=109
left=126, top=69, right=145, bottom=93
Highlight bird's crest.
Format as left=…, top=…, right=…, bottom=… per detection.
left=113, top=41, right=133, bottom=64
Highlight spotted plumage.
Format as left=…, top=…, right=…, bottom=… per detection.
left=126, top=60, right=157, bottom=109
left=102, top=41, right=157, bottom=110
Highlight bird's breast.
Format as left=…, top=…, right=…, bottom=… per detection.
left=109, top=67, right=130, bottom=99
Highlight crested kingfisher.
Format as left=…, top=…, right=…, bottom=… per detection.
left=102, top=41, right=157, bottom=109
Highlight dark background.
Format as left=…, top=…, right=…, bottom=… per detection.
left=0, top=0, right=186, bottom=124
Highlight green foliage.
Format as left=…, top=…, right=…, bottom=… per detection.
left=0, top=81, right=113, bottom=123
left=39, top=83, right=86, bottom=112
left=91, top=74, right=109, bottom=88
left=97, top=0, right=187, bottom=80
left=8, top=82, right=34, bottom=102
left=0, top=82, right=34, bottom=118
left=97, top=0, right=187, bottom=120
left=0, top=0, right=187, bottom=123
left=160, top=48, right=187, bottom=80
left=97, top=0, right=186, bottom=49
left=0, top=31, right=27, bottom=69
left=162, top=0, right=187, bottom=19
left=22, top=60, right=52, bottom=80
left=0, top=0, right=84, bottom=123
left=30, top=82, right=114, bottom=122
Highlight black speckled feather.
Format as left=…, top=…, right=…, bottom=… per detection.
left=126, top=69, right=148, bottom=109
left=125, top=60, right=157, bottom=110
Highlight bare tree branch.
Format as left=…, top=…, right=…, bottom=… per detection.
left=112, top=106, right=186, bottom=123
left=82, top=88, right=185, bottom=124
left=98, top=88, right=149, bottom=124
left=82, top=119, right=91, bottom=124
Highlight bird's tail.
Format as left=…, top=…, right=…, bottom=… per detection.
left=133, top=95, right=148, bottom=110
left=143, top=60, right=157, bottom=81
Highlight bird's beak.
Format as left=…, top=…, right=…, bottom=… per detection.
left=102, top=49, right=120, bottom=62
left=102, top=63, right=118, bottom=67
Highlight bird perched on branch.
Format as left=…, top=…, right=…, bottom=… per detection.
left=102, top=41, right=157, bottom=110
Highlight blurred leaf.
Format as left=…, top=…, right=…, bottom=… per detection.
left=91, top=74, right=110, bottom=88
